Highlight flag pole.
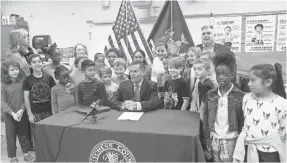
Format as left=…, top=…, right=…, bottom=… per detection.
left=171, top=0, right=173, bottom=33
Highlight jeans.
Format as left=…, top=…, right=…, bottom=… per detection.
left=4, top=113, right=30, bottom=158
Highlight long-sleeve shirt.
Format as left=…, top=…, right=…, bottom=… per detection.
left=78, top=78, right=107, bottom=106
left=51, top=83, right=78, bottom=114
left=1, top=81, right=25, bottom=114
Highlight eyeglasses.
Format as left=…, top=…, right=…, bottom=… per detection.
left=202, top=32, right=212, bottom=36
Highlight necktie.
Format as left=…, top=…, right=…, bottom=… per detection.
left=134, top=84, right=140, bottom=102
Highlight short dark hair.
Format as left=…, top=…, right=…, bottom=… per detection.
left=105, top=48, right=120, bottom=58
left=130, top=60, right=145, bottom=72
left=54, top=65, right=69, bottom=79
left=81, top=59, right=95, bottom=71
left=94, top=53, right=105, bottom=62
left=254, top=24, right=264, bottom=30
left=74, top=56, right=88, bottom=68
left=28, top=54, right=42, bottom=64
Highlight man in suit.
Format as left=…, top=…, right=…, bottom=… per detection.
left=107, top=61, right=161, bottom=111
left=197, top=25, right=231, bottom=54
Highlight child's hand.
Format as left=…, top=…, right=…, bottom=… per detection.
left=28, top=114, right=36, bottom=123
left=11, top=112, right=20, bottom=121
left=16, top=109, right=24, bottom=120
left=190, top=106, right=197, bottom=112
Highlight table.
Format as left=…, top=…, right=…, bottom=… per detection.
left=34, top=106, right=205, bottom=162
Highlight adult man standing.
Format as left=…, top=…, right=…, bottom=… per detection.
left=197, top=25, right=230, bottom=54
left=108, top=61, right=161, bottom=111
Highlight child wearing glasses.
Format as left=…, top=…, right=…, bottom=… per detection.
left=202, top=51, right=244, bottom=162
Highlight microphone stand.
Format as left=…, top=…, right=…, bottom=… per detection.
left=81, top=101, right=110, bottom=124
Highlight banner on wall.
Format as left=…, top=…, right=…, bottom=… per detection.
left=245, top=15, right=276, bottom=52
left=214, top=16, right=242, bottom=52
left=276, top=14, right=286, bottom=51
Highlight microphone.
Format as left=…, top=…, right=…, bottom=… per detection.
left=80, top=100, right=111, bottom=123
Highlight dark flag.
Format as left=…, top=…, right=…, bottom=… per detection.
left=147, top=0, right=194, bottom=56
left=104, top=0, right=153, bottom=64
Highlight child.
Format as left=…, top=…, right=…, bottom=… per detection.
left=70, top=56, right=88, bottom=86
left=112, top=58, right=129, bottom=85
left=192, top=58, right=214, bottom=113
left=51, top=65, right=77, bottom=115
left=233, top=63, right=286, bottom=162
left=1, top=60, right=35, bottom=162
left=157, top=56, right=172, bottom=107
left=202, top=51, right=245, bottom=162
left=99, top=66, right=119, bottom=100
left=200, top=51, right=218, bottom=87
left=94, top=53, right=105, bottom=81
left=43, top=43, right=70, bottom=82
left=182, top=46, right=202, bottom=111
left=132, top=49, right=152, bottom=80
left=151, top=42, right=168, bottom=82
left=23, top=54, right=56, bottom=122
left=164, top=57, right=190, bottom=110
left=78, top=60, right=107, bottom=106
left=252, top=24, right=264, bottom=45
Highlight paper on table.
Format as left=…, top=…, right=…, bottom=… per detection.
left=117, top=112, right=144, bottom=121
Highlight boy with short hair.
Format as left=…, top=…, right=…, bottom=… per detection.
left=112, top=58, right=129, bottom=85
left=99, top=66, right=119, bottom=100
left=23, top=54, right=56, bottom=123
left=193, top=58, right=215, bottom=113
left=164, top=57, right=190, bottom=110
left=78, top=60, right=106, bottom=106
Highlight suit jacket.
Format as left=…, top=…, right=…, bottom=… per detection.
left=107, top=79, right=161, bottom=111
left=197, top=43, right=230, bottom=54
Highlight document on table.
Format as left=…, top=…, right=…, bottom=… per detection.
left=117, top=112, right=144, bottom=121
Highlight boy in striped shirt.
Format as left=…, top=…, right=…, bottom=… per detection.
left=78, top=60, right=106, bottom=106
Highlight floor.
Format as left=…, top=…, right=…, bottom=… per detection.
left=1, top=122, right=36, bottom=162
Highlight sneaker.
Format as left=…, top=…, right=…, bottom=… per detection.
left=10, top=157, right=18, bottom=163
left=23, top=153, right=35, bottom=162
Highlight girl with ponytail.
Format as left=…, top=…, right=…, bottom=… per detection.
left=233, top=63, right=286, bottom=162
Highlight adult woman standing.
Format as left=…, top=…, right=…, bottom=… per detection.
left=5, top=29, right=37, bottom=78
left=69, top=43, right=88, bottom=70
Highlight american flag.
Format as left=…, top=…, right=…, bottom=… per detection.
left=104, top=0, right=153, bottom=64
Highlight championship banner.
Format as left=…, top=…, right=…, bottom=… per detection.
left=245, top=15, right=276, bottom=52
left=214, top=16, right=242, bottom=52
left=276, top=14, right=286, bottom=51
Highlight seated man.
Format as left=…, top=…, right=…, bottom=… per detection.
left=107, top=61, right=161, bottom=111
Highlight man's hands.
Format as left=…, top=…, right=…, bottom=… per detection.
left=121, top=100, right=138, bottom=111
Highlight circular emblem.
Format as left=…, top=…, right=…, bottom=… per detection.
left=31, top=82, right=50, bottom=102
left=89, top=140, right=136, bottom=163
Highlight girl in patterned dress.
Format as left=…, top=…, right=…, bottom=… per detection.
left=233, top=63, right=286, bottom=162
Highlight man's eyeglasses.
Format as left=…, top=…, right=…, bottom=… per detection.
left=202, top=32, right=212, bottom=36
left=157, top=50, right=165, bottom=53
